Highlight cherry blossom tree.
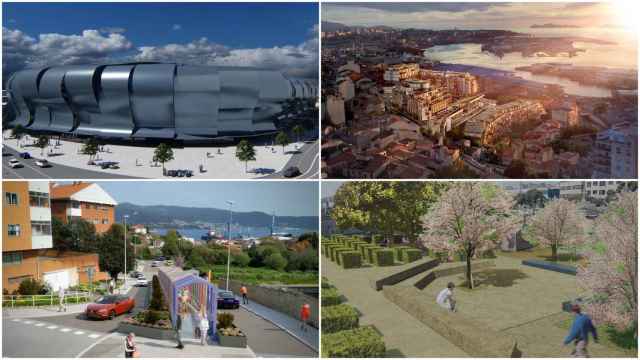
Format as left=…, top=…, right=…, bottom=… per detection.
left=577, top=192, right=637, bottom=331
left=525, top=198, right=586, bottom=261
left=420, top=183, right=520, bottom=289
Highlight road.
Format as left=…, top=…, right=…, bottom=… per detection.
left=262, top=140, right=319, bottom=179
left=2, top=261, right=316, bottom=358
left=2, top=146, right=136, bottom=179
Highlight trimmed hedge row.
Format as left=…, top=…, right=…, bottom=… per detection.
left=322, top=304, right=359, bottom=333
left=393, top=246, right=410, bottom=262
left=321, top=326, right=386, bottom=358
left=401, top=248, right=423, bottom=263
left=339, top=251, right=362, bottom=269
left=321, top=287, right=343, bottom=307
left=373, top=249, right=395, bottom=266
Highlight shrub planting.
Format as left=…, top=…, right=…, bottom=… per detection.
left=335, top=247, right=354, bottom=266
left=331, top=246, right=351, bottom=263
left=322, top=304, right=359, bottom=333
left=339, top=251, right=362, bottom=269
left=321, top=326, right=386, bottom=358
left=321, top=287, right=343, bottom=307
left=393, top=246, right=410, bottom=262
left=401, top=248, right=423, bottom=263
left=373, top=249, right=395, bottom=266
left=366, top=246, right=383, bottom=264
left=372, top=235, right=384, bottom=244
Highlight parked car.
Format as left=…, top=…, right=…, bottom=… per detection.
left=130, top=271, right=142, bottom=278
left=283, top=166, right=301, bottom=178
left=217, top=290, right=240, bottom=309
left=19, top=152, right=31, bottom=159
left=151, top=261, right=160, bottom=267
left=85, top=295, right=135, bottom=320
left=35, top=159, right=51, bottom=168
left=135, top=277, right=149, bottom=287
left=8, top=158, right=23, bottom=168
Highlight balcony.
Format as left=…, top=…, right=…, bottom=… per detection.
left=66, top=207, right=82, bottom=217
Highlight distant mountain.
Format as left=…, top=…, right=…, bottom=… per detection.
left=115, top=202, right=318, bottom=230
left=322, top=21, right=395, bottom=32
left=531, top=23, right=582, bottom=29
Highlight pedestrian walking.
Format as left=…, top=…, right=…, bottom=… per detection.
left=564, top=304, right=598, bottom=357
left=124, top=333, right=137, bottom=358
left=240, top=285, right=248, bottom=305
left=199, top=314, right=210, bottom=346
left=436, top=282, right=457, bottom=312
left=175, top=313, right=184, bottom=349
left=57, top=286, right=66, bottom=312
left=300, top=303, right=311, bottom=332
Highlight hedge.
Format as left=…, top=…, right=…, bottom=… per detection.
left=401, top=248, right=422, bottom=263
left=334, top=247, right=353, bottom=265
left=372, top=235, right=384, bottom=244
left=321, top=326, right=386, bottom=358
left=366, top=246, right=383, bottom=264
left=393, top=246, right=410, bottom=262
left=321, top=277, right=334, bottom=289
left=322, top=304, right=359, bottom=333
left=321, top=287, right=343, bottom=307
left=360, top=244, right=377, bottom=262
left=340, top=251, right=362, bottom=269
left=330, top=246, right=351, bottom=262
left=373, top=249, right=395, bottom=267
left=351, top=241, right=368, bottom=251
left=322, top=242, right=336, bottom=256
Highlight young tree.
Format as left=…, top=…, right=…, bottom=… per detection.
left=577, top=192, right=637, bottom=331
left=154, top=143, right=174, bottom=173
left=420, top=183, right=519, bottom=289
left=149, top=275, right=166, bottom=311
left=36, top=135, right=49, bottom=156
left=97, top=224, right=135, bottom=282
left=235, top=139, right=256, bottom=173
left=292, top=124, right=304, bottom=143
left=12, top=124, right=25, bottom=141
left=525, top=198, right=585, bottom=261
left=275, top=131, right=290, bottom=153
left=81, top=138, right=99, bottom=161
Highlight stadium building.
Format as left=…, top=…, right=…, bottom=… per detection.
left=5, top=63, right=317, bottom=140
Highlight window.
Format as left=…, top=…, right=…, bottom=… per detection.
left=7, top=224, right=21, bottom=236
left=5, top=192, right=18, bottom=205
left=600, top=190, right=605, bottom=195
left=3, top=252, right=23, bottom=265
left=71, top=201, right=80, bottom=209
left=31, top=221, right=52, bottom=236
left=29, top=191, right=50, bottom=208
left=102, top=218, right=109, bottom=224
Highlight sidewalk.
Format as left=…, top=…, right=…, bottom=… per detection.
left=237, top=296, right=319, bottom=352
left=2, top=303, right=87, bottom=318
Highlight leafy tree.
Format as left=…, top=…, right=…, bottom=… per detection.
left=81, top=138, right=99, bottom=161
left=235, top=139, right=256, bottom=173
left=298, top=232, right=319, bottom=249
left=515, top=189, right=547, bottom=210
left=162, top=237, right=179, bottom=258
left=188, top=250, right=207, bottom=270
left=52, top=217, right=97, bottom=252
left=504, top=160, right=528, bottom=179
left=177, top=239, right=194, bottom=259
left=52, top=217, right=74, bottom=252
left=141, top=247, right=153, bottom=260
left=154, top=143, right=174, bottom=173
left=420, top=183, right=519, bottom=289
left=275, top=131, right=290, bottom=153
left=36, top=135, right=49, bottom=156
left=232, top=252, right=250, bottom=267
left=149, top=275, right=166, bottom=311
left=292, top=124, right=304, bottom=143
left=525, top=198, right=585, bottom=261
left=97, top=224, right=135, bottom=282
left=17, top=278, right=46, bottom=295
left=12, top=124, right=25, bottom=141
left=577, top=192, right=637, bottom=331
left=264, top=252, right=287, bottom=271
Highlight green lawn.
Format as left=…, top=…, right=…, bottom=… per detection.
left=498, top=245, right=586, bottom=267
left=207, top=265, right=318, bottom=285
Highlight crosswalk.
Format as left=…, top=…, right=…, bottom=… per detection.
left=9, top=318, right=105, bottom=340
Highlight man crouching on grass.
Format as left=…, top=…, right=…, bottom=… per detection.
left=436, top=282, right=456, bottom=312
left=564, top=304, right=598, bottom=357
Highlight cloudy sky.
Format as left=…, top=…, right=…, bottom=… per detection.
left=322, top=2, right=636, bottom=31
left=3, top=2, right=318, bottom=80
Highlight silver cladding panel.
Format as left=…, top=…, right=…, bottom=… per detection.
left=6, top=63, right=318, bottom=138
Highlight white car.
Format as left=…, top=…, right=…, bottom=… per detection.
left=136, top=277, right=149, bottom=287
left=35, top=159, right=51, bottom=168
left=8, top=158, right=22, bottom=168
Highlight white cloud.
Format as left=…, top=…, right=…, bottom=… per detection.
left=135, top=37, right=230, bottom=63
left=172, top=24, right=182, bottom=31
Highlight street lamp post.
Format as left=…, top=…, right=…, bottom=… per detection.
left=123, top=214, right=129, bottom=290
left=225, top=200, right=234, bottom=291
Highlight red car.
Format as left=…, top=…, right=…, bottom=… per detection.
left=86, top=295, right=135, bottom=320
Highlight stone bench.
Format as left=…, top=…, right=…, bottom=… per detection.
left=522, top=259, right=576, bottom=275
left=374, top=259, right=440, bottom=291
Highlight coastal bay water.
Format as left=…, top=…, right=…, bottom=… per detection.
left=423, top=28, right=637, bottom=98
left=151, top=226, right=313, bottom=241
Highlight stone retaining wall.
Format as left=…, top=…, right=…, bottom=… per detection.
left=227, top=280, right=319, bottom=328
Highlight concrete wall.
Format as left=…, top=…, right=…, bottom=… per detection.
left=227, top=280, right=319, bottom=328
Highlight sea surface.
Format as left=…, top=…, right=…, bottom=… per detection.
left=150, top=226, right=313, bottom=241
left=423, top=27, right=637, bottom=98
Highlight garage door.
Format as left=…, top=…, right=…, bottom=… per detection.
left=43, top=269, right=72, bottom=291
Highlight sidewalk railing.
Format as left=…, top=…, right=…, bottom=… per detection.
left=2, top=291, right=93, bottom=308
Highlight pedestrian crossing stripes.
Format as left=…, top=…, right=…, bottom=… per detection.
left=9, top=318, right=103, bottom=341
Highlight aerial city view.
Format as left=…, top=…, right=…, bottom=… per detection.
left=321, top=2, right=638, bottom=179
left=2, top=181, right=319, bottom=357
left=2, top=2, right=319, bottom=179
left=321, top=180, right=637, bottom=357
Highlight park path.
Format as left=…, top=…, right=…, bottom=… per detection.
left=322, top=256, right=467, bottom=357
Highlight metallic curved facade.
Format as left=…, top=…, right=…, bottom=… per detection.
left=5, top=63, right=317, bottom=139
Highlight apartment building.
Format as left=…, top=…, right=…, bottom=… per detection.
left=383, top=63, right=419, bottom=82
left=3, top=181, right=107, bottom=293
left=50, top=182, right=118, bottom=234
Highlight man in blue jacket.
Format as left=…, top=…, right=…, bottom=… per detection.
left=564, top=304, right=598, bottom=357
